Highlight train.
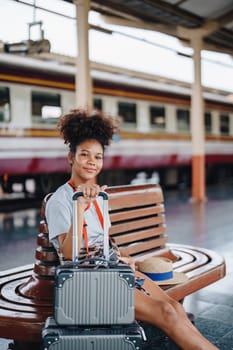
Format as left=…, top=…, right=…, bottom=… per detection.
left=0, top=52, right=233, bottom=195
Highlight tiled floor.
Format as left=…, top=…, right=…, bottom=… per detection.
left=0, top=183, right=233, bottom=349
left=165, top=184, right=233, bottom=349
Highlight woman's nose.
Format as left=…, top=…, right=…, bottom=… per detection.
left=87, top=156, right=95, bottom=164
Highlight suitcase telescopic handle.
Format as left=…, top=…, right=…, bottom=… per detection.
left=72, top=191, right=108, bottom=201
left=72, top=191, right=109, bottom=263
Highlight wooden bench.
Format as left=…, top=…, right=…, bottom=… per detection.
left=107, top=184, right=226, bottom=301
left=0, top=184, right=226, bottom=349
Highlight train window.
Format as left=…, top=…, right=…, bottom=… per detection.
left=42, top=106, right=62, bottom=119
left=176, top=109, right=190, bottom=132
left=31, top=91, right=61, bottom=124
left=205, top=112, right=212, bottom=134
left=118, top=101, right=136, bottom=127
left=220, top=114, right=230, bottom=135
left=150, top=106, right=165, bottom=130
left=0, top=86, right=10, bottom=123
left=93, top=98, right=102, bottom=111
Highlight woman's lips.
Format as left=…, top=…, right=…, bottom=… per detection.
left=84, top=168, right=96, bottom=173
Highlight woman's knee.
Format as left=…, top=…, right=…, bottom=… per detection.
left=135, top=293, right=183, bottom=328
left=159, top=299, right=180, bottom=326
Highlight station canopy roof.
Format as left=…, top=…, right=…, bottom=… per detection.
left=64, top=0, right=233, bottom=55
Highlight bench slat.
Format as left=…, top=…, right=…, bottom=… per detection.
left=108, top=189, right=164, bottom=211
left=110, top=215, right=165, bottom=235
left=110, top=205, right=164, bottom=222
left=167, top=266, right=225, bottom=300
left=112, top=227, right=166, bottom=245
left=120, top=236, right=167, bottom=256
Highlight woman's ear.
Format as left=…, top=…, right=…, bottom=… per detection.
left=67, top=151, right=74, bottom=166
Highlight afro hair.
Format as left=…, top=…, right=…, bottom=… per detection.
left=57, top=109, right=116, bottom=153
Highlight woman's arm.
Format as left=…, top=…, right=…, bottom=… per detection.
left=56, top=196, right=86, bottom=260
left=56, top=184, right=107, bottom=260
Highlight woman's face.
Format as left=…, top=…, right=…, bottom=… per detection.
left=71, top=139, right=104, bottom=183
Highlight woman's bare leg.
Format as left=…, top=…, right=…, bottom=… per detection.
left=135, top=271, right=219, bottom=350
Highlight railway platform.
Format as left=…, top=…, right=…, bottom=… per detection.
left=0, top=183, right=233, bottom=349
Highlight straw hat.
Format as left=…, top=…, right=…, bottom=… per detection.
left=137, top=257, right=188, bottom=285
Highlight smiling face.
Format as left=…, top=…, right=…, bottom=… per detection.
left=69, top=139, right=104, bottom=185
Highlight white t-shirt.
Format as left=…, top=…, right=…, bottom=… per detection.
left=45, top=182, right=111, bottom=254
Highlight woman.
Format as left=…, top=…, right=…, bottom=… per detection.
left=46, top=109, right=219, bottom=350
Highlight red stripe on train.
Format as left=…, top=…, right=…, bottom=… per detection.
left=1, top=154, right=233, bottom=175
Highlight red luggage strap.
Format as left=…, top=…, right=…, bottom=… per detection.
left=68, top=179, right=104, bottom=256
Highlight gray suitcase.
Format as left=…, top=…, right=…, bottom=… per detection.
left=54, top=191, right=135, bottom=326
left=42, top=316, right=143, bottom=350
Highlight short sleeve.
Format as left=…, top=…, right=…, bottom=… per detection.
left=46, top=196, right=72, bottom=241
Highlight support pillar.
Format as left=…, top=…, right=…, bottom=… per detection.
left=191, top=36, right=206, bottom=202
left=74, top=0, right=92, bottom=109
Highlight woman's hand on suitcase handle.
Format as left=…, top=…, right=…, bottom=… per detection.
left=77, top=184, right=107, bottom=201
